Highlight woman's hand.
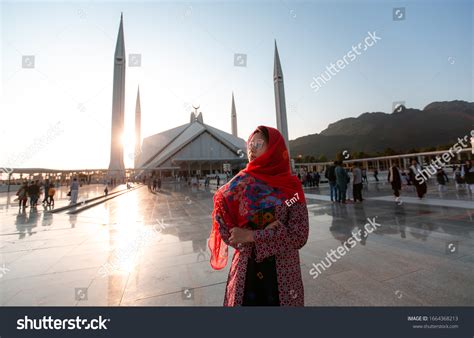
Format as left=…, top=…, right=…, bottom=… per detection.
left=265, top=220, right=281, bottom=231
left=229, top=227, right=255, bottom=247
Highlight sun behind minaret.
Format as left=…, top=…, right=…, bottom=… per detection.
left=120, top=132, right=135, bottom=152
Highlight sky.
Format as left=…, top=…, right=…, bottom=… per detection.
left=1, top=0, right=472, bottom=171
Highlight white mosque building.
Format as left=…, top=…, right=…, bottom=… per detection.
left=108, top=14, right=290, bottom=179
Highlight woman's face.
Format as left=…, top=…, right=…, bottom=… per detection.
left=247, top=131, right=268, bottom=161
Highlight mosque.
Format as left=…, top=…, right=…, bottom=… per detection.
left=108, top=13, right=290, bottom=179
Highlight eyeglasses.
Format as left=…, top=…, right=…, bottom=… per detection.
left=248, top=139, right=265, bottom=150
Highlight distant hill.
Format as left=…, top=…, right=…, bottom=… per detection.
left=289, top=100, right=474, bottom=160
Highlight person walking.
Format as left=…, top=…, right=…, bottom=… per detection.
left=361, top=168, right=368, bottom=184
left=464, top=160, right=474, bottom=194
left=352, top=163, right=363, bottom=202
left=409, top=159, right=427, bottom=199
left=373, top=168, right=379, bottom=182
left=209, top=125, right=308, bottom=306
left=436, top=168, right=449, bottom=192
left=42, top=179, right=50, bottom=205
left=388, top=164, right=402, bottom=204
left=335, top=161, right=349, bottom=203
left=28, top=181, right=40, bottom=207
left=47, top=183, right=56, bottom=207
left=16, top=182, right=28, bottom=209
left=69, top=178, right=79, bottom=204
left=325, top=161, right=338, bottom=202
left=454, top=166, right=464, bottom=190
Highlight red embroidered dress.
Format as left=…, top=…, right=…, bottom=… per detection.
left=209, top=126, right=309, bottom=306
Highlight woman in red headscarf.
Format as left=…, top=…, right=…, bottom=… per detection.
left=209, top=126, right=309, bottom=306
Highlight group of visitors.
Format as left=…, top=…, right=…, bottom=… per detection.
left=388, top=159, right=474, bottom=202
left=324, top=161, right=364, bottom=203
left=147, top=177, right=162, bottom=192
left=203, top=175, right=226, bottom=188
left=454, top=161, right=474, bottom=193
left=298, top=171, right=321, bottom=187
left=16, top=179, right=56, bottom=210
left=322, top=158, right=474, bottom=204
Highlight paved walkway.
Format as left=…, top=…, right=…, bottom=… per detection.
left=0, top=181, right=473, bottom=306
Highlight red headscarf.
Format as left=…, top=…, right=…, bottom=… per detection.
left=242, top=126, right=305, bottom=203
left=209, top=126, right=305, bottom=270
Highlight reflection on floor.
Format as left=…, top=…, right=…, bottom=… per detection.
left=0, top=181, right=473, bottom=306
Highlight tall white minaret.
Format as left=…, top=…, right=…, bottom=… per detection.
left=108, top=13, right=126, bottom=175
left=134, top=86, right=141, bottom=169
left=274, top=40, right=289, bottom=154
left=231, top=92, right=238, bottom=137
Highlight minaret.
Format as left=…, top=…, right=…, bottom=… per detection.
left=231, top=92, right=238, bottom=137
left=274, top=40, right=289, bottom=153
left=108, top=13, right=126, bottom=176
left=134, top=86, right=141, bottom=169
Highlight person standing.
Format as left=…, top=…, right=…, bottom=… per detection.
left=209, top=126, right=308, bottom=306
left=325, top=161, right=338, bottom=202
left=158, top=177, right=162, bottom=190
left=306, top=172, right=312, bottom=187
left=314, top=171, right=320, bottom=187
left=70, top=178, right=79, bottom=204
left=388, top=164, right=402, bottom=204
left=335, top=161, right=349, bottom=203
left=373, top=168, right=379, bottom=182
left=352, top=163, right=363, bottom=202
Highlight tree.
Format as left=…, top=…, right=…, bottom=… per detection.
left=383, top=148, right=397, bottom=156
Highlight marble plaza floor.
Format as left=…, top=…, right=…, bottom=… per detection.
left=0, top=180, right=473, bottom=306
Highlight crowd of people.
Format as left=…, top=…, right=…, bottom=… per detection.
left=15, top=178, right=84, bottom=210
left=298, top=158, right=474, bottom=205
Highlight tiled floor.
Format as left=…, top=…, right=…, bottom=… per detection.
left=0, top=181, right=473, bottom=306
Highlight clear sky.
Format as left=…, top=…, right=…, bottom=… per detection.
left=1, top=0, right=472, bottom=170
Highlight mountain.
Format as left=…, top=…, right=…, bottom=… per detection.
left=289, top=100, right=474, bottom=160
